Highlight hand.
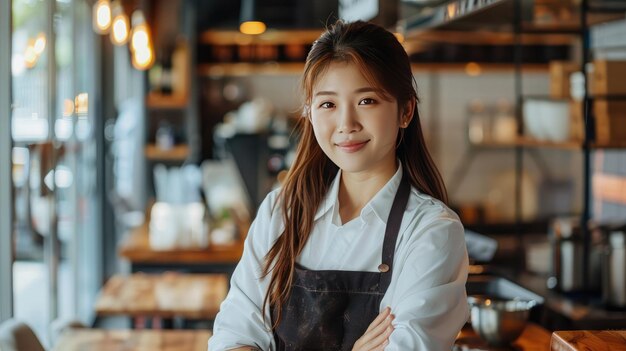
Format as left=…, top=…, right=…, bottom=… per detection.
left=352, top=307, right=395, bottom=351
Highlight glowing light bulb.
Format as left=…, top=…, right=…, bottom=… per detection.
left=132, top=45, right=154, bottom=70
left=130, top=11, right=150, bottom=52
left=465, top=62, right=482, bottom=77
left=93, top=0, right=112, bottom=34
left=110, top=1, right=129, bottom=45
left=239, top=21, right=266, bottom=35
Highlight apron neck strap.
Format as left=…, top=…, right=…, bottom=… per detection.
left=379, top=173, right=411, bottom=292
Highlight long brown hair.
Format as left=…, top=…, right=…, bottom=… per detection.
left=262, top=20, right=447, bottom=329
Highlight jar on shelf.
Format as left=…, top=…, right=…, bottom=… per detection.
left=492, top=99, right=517, bottom=143
left=467, top=100, right=491, bottom=144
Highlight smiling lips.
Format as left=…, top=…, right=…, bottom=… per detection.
left=335, top=140, right=369, bottom=153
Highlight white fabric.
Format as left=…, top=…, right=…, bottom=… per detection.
left=208, top=164, right=469, bottom=351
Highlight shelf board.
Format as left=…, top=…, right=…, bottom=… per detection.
left=145, top=144, right=190, bottom=162
left=472, top=138, right=626, bottom=150
left=471, top=137, right=583, bottom=150
left=197, top=62, right=548, bottom=77
left=403, top=29, right=575, bottom=48
left=516, top=137, right=584, bottom=149
left=592, top=141, right=626, bottom=149
left=402, top=0, right=625, bottom=47
left=146, top=93, right=188, bottom=110
left=410, top=62, right=548, bottom=72
left=199, top=29, right=322, bottom=46
left=197, top=62, right=305, bottom=77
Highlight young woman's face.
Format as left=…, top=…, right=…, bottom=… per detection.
left=310, top=61, right=404, bottom=175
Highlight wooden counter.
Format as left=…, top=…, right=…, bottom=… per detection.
left=53, top=329, right=211, bottom=351
left=95, top=273, right=228, bottom=319
left=551, top=330, right=626, bottom=350
left=455, top=323, right=552, bottom=350
left=119, top=222, right=245, bottom=266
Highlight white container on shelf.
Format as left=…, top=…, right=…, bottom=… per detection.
left=523, top=99, right=546, bottom=140
left=149, top=202, right=178, bottom=250
left=523, top=98, right=570, bottom=142
left=541, top=100, right=570, bottom=142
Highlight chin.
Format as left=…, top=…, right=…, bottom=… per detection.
left=330, top=156, right=373, bottom=174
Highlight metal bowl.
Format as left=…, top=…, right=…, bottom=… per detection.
left=467, top=295, right=538, bottom=346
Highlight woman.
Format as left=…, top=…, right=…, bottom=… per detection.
left=208, top=20, right=468, bottom=351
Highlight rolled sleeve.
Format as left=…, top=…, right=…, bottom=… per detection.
left=208, top=194, right=278, bottom=351
left=384, top=216, right=469, bottom=351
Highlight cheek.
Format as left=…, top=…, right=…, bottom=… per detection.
left=310, top=116, right=334, bottom=140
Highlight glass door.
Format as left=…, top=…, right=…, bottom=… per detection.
left=11, top=0, right=54, bottom=343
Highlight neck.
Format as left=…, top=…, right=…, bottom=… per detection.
left=338, top=159, right=398, bottom=224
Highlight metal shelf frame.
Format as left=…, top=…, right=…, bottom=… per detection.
left=404, top=0, right=626, bottom=283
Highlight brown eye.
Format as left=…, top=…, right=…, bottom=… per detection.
left=359, top=98, right=376, bottom=105
left=320, top=102, right=335, bottom=109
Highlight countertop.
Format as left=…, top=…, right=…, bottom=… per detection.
left=470, top=265, right=626, bottom=330
left=455, top=323, right=552, bottom=350
left=53, top=329, right=211, bottom=351
left=503, top=269, right=626, bottom=330
left=551, top=330, right=626, bottom=350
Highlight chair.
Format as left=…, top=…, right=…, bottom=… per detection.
left=0, top=319, right=45, bottom=351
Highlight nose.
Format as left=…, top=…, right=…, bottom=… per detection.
left=336, top=105, right=360, bottom=134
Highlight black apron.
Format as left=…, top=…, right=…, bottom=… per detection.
left=271, top=175, right=410, bottom=351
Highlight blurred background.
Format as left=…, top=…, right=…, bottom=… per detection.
left=1, top=0, right=626, bottom=350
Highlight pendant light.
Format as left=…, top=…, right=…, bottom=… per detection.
left=110, top=0, right=129, bottom=45
left=239, top=0, right=266, bottom=35
left=130, top=10, right=150, bottom=52
left=130, top=10, right=154, bottom=70
left=92, top=0, right=112, bottom=34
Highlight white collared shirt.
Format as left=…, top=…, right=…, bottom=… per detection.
left=208, top=164, right=469, bottom=351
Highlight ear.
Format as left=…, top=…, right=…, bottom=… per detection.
left=302, top=104, right=311, bottom=121
left=400, top=98, right=416, bottom=128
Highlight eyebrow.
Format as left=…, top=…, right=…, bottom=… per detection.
left=314, top=87, right=382, bottom=97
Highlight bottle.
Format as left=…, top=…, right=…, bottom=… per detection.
left=156, top=121, right=174, bottom=150
left=467, top=100, right=491, bottom=144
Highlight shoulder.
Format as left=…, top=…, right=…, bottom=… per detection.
left=400, top=186, right=464, bottom=250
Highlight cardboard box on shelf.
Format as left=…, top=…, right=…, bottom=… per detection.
left=550, top=61, right=579, bottom=99
left=569, top=101, right=585, bottom=142
left=592, top=60, right=626, bottom=96
left=594, top=99, right=626, bottom=144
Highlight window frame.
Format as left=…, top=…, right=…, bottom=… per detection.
left=0, top=0, right=14, bottom=323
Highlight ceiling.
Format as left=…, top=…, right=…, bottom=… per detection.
left=194, top=0, right=340, bottom=31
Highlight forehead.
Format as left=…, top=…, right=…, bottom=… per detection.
left=313, top=61, right=376, bottom=93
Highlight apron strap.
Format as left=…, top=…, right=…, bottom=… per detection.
left=379, top=173, right=411, bottom=292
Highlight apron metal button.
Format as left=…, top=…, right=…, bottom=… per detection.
left=378, top=264, right=389, bottom=273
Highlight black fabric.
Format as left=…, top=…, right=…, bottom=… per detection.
left=271, top=174, right=411, bottom=351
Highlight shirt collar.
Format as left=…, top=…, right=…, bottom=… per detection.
left=314, top=162, right=404, bottom=225
left=314, top=170, right=341, bottom=221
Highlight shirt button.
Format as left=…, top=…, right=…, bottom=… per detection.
left=378, top=263, right=390, bottom=273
